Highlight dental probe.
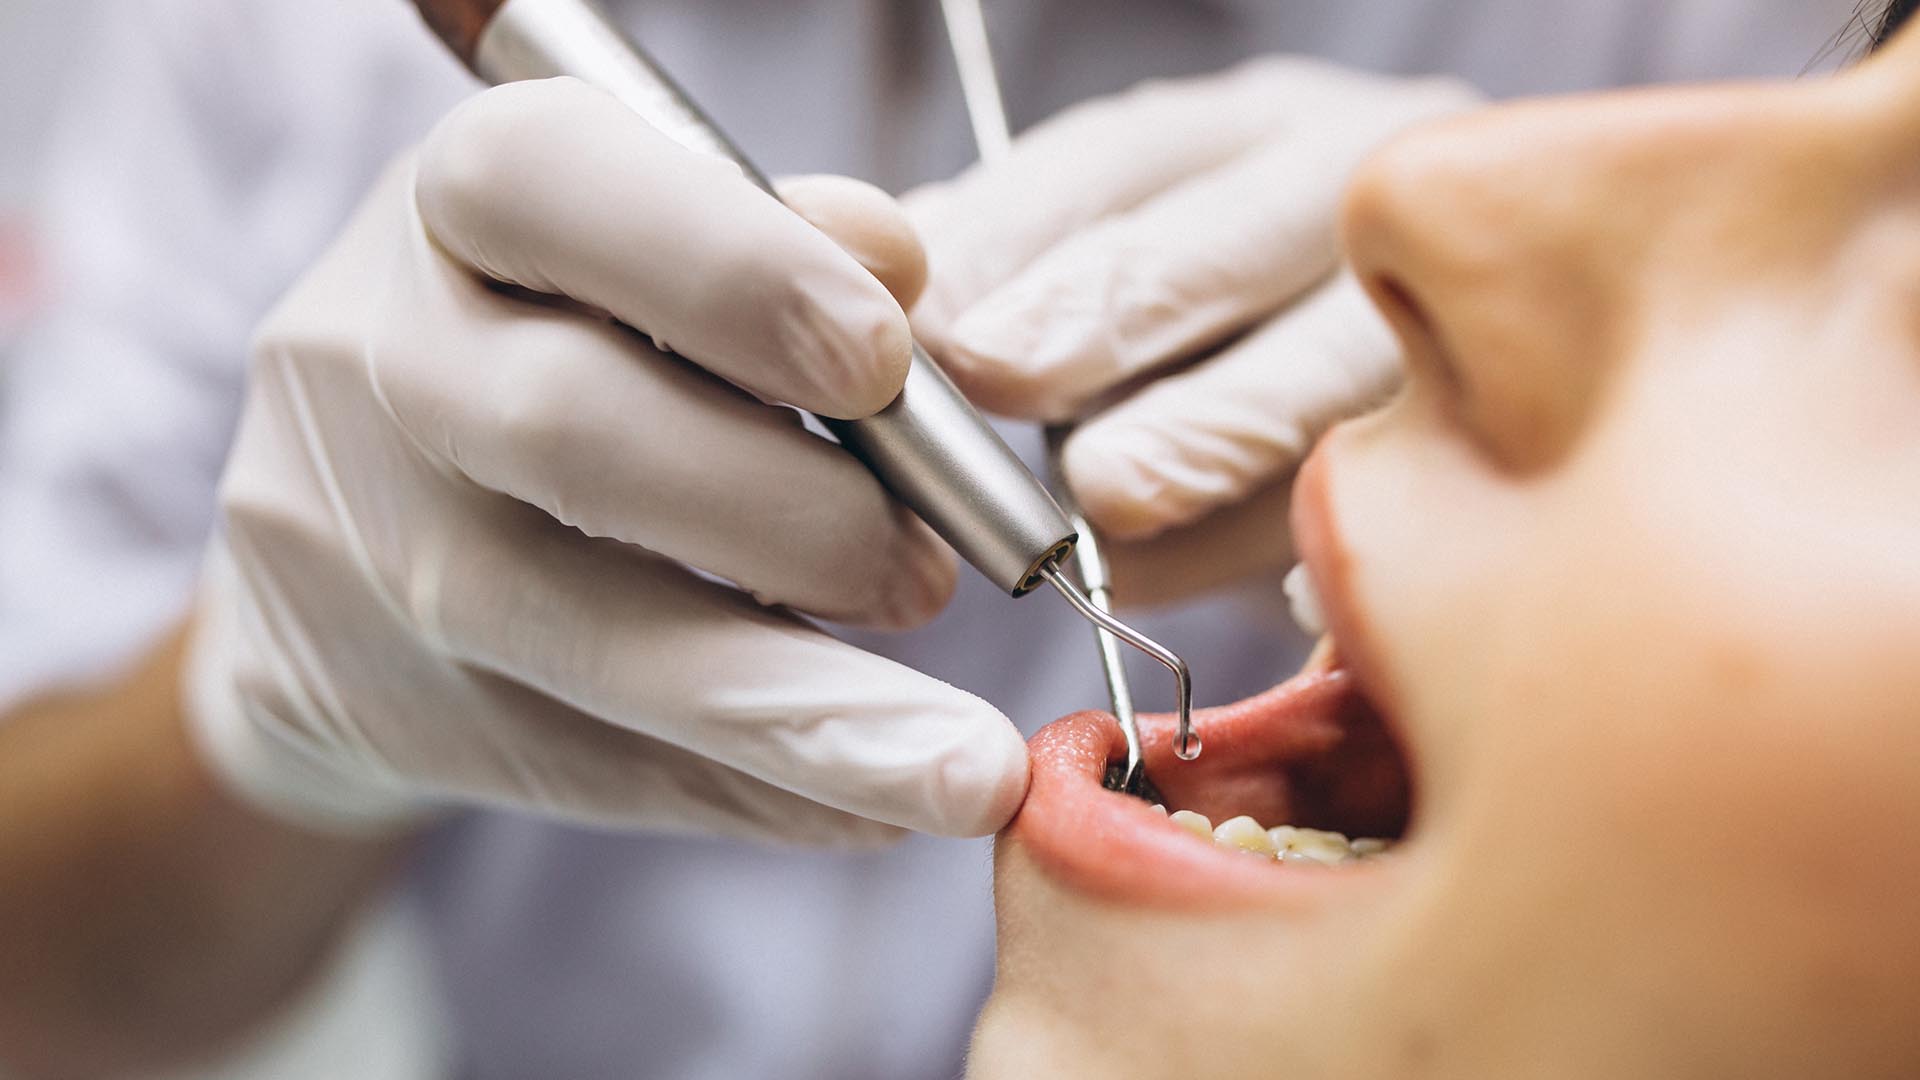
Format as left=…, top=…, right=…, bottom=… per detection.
left=409, top=0, right=1194, bottom=744
left=1041, top=429, right=1143, bottom=789
left=940, top=0, right=1199, bottom=773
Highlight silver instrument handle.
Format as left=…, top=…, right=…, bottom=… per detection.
left=469, top=0, right=1076, bottom=594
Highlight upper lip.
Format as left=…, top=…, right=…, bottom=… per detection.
left=1290, top=442, right=1402, bottom=732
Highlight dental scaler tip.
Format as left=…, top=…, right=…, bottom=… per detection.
left=1038, top=563, right=1197, bottom=763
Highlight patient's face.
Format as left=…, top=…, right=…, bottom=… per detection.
left=971, top=37, right=1920, bottom=1080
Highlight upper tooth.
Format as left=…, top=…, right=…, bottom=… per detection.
left=1284, top=563, right=1327, bottom=637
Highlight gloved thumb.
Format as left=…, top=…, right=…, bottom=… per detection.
left=778, top=175, right=930, bottom=312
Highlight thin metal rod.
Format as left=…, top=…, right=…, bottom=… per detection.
left=939, top=0, right=1014, bottom=163
left=1044, top=428, right=1142, bottom=788
left=1040, top=564, right=1198, bottom=762
left=1074, top=527, right=1140, bottom=772
left=941, top=4, right=1199, bottom=769
left=1055, top=534, right=1141, bottom=777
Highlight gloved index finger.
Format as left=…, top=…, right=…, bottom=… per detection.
left=905, top=60, right=1297, bottom=338
left=905, top=58, right=1409, bottom=342
left=931, top=136, right=1349, bottom=421
left=415, top=77, right=912, bottom=420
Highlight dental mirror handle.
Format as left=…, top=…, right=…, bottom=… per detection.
left=410, top=0, right=1077, bottom=595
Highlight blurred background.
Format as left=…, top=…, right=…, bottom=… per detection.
left=0, top=0, right=99, bottom=356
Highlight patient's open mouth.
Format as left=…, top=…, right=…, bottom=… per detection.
left=1011, top=443, right=1418, bottom=907
left=1012, top=639, right=1416, bottom=908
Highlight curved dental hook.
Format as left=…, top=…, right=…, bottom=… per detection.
left=1044, top=508, right=1145, bottom=791
left=1039, top=563, right=1199, bottom=763
left=1041, top=426, right=1146, bottom=791
left=940, top=0, right=1200, bottom=768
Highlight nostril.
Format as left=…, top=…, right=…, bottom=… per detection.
left=1362, top=272, right=1462, bottom=397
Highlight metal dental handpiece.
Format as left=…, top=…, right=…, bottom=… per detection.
left=408, top=0, right=1192, bottom=754
left=939, top=0, right=1198, bottom=776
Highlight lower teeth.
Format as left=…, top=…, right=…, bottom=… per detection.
left=1161, top=809, right=1391, bottom=865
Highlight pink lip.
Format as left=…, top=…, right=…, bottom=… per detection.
left=1291, top=441, right=1405, bottom=732
left=1011, top=666, right=1408, bottom=911
left=1011, top=441, right=1416, bottom=910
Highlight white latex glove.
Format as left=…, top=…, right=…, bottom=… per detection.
left=183, top=78, right=1027, bottom=844
left=907, top=58, right=1481, bottom=602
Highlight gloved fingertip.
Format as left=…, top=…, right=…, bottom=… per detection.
left=776, top=174, right=930, bottom=310
left=415, top=78, right=609, bottom=271
left=762, top=174, right=925, bottom=419
left=1061, top=424, right=1189, bottom=541
left=935, top=307, right=1068, bottom=420
left=784, top=274, right=914, bottom=420
left=853, top=304, right=917, bottom=418
left=929, top=711, right=1031, bottom=838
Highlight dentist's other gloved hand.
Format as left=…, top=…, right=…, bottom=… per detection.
left=907, top=59, right=1480, bottom=603
left=183, top=78, right=1027, bottom=843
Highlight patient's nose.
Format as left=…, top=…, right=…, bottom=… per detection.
left=1340, top=101, right=1630, bottom=470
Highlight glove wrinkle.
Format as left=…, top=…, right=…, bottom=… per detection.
left=902, top=58, right=1478, bottom=586
left=183, top=79, right=1020, bottom=843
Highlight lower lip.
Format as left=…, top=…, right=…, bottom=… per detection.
left=1010, top=678, right=1399, bottom=911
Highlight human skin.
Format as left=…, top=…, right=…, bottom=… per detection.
left=0, top=181, right=928, bottom=1076
left=0, top=629, right=407, bottom=1076
left=973, top=27, right=1920, bottom=1080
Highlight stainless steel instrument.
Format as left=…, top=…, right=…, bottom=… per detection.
left=935, top=0, right=1197, bottom=788
left=409, top=0, right=1196, bottom=770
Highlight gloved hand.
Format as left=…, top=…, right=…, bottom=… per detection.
left=906, top=58, right=1481, bottom=603
left=183, top=77, right=1027, bottom=844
